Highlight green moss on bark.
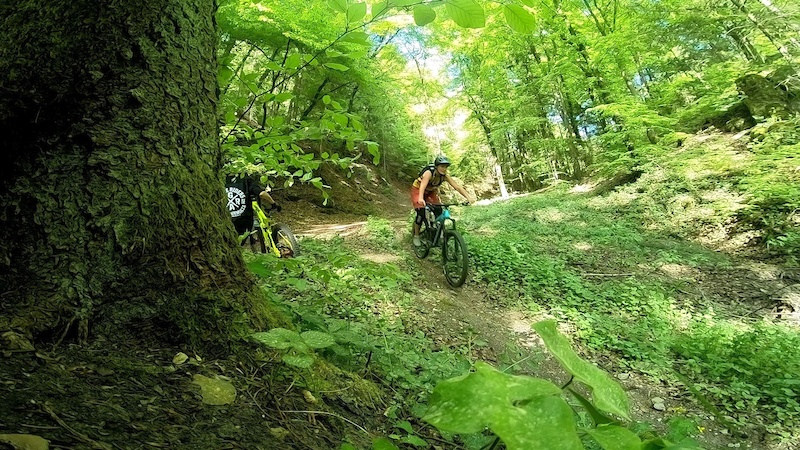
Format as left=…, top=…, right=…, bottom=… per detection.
left=0, top=0, right=277, bottom=346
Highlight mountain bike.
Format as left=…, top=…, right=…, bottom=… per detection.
left=241, top=201, right=300, bottom=257
left=414, top=203, right=469, bottom=287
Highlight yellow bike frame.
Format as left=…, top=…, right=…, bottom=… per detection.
left=252, top=201, right=282, bottom=257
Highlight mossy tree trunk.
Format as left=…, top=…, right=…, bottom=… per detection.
left=0, top=1, right=268, bottom=346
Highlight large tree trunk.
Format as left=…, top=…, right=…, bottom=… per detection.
left=0, top=0, right=267, bottom=346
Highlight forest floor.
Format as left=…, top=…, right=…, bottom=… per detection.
left=277, top=160, right=799, bottom=450
left=288, top=208, right=793, bottom=450
left=2, top=160, right=798, bottom=450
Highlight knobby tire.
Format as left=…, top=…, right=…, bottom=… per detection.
left=272, top=224, right=299, bottom=258
left=442, top=229, right=468, bottom=287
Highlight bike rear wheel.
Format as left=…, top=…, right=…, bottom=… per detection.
left=413, top=221, right=431, bottom=259
left=272, top=224, right=299, bottom=258
left=442, top=230, right=468, bottom=287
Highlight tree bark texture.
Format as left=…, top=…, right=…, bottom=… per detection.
left=0, top=1, right=266, bottom=344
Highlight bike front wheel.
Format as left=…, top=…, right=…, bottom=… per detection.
left=442, top=230, right=468, bottom=287
left=272, top=224, right=300, bottom=258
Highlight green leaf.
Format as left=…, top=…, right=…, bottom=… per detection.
left=586, top=424, right=643, bottom=450
left=568, top=388, right=617, bottom=426
left=532, top=321, right=631, bottom=420
left=445, top=0, right=485, bottom=28
left=367, top=141, right=380, bottom=164
left=339, top=444, right=358, bottom=450
left=395, top=421, right=415, bottom=434
left=283, top=354, right=315, bottom=368
left=285, top=53, right=302, bottom=69
left=519, top=0, right=535, bottom=6
left=373, top=438, right=400, bottom=450
left=324, top=63, right=351, bottom=72
left=301, top=331, right=336, bottom=349
left=401, top=435, right=429, bottom=447
left=371, top=1, right=391, bottom=19
left=217, top=65, right=234, bottom=85
left=332, top=113, right=349, bottom=127
left=322, top=95, right=332, bottom=105
left=245, top=260, right=269, bottom=278
left=328, top=0, right=347, bottom=13
left=265, top=61, right=282, bottom=71
left=192, top=374, right=236, bottom=405
left=347, top=2, right=367, bottom=23
left=493, top=395, right=584, bottom=450
left=423, top=361, right=564, bottom=434
left=251, top=328, right=301, bottom=350
left=341, top=31, right=371, bottom=46
left=274, top=92, right=294, bottom=102
left=413, top=5, right=437, bottom=26
left=503, top=4, right=535, bottom=33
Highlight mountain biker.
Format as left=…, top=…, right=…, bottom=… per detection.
left=225, top=174, right=279, bottom=236
left=411, top=155, right=474, bottom=247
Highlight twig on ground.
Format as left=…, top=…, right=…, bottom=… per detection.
left=41, top=402, right=112, bottom=450
left=281, top=410, right=370, bottom=435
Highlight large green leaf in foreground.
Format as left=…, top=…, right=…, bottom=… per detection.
left=533, top=320, right=631, bottom=420
left=423, top=362, right=582, bottom=450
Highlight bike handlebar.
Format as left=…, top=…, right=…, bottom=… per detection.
left=425, top=202, right=470, bottom=208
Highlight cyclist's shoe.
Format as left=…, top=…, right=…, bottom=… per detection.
left=413, top=235, right=422, bottom=247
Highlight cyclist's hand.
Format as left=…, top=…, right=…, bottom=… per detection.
left=270, top=203, right=282, bottom=212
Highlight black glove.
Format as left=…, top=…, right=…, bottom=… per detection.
left=270, top=203, right=282, bottom=212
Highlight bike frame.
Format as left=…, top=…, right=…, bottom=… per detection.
left=251, top=200, right=282, bottom=257
left=425, top=203, right=462, bottom=248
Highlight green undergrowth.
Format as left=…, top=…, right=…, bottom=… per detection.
left=245, top=240, right=482, bottom=447
left=458, top=185, right=800, bottom=440
left=615, top=122, right=800, bottom=263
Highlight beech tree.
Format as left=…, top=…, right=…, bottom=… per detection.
left=0, top=0, right=268, bottom=345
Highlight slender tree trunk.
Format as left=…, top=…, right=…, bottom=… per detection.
left=0, top=0, right=268, bottom=346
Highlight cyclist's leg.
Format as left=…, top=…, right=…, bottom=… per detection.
left=411, top=187, right=426, bottom=245
left=425, top=191, right=442, bottom=219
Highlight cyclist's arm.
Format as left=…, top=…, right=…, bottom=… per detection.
left=445, top=175, right=474, bottom=203
left=259, top=190, right=275, bottom=205
left=417, top=171, right=432, bottom=205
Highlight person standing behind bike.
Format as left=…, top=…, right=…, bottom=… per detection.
left=225, top=174, right=279, bottom=236
left=411, top=155, right=474, bottom=247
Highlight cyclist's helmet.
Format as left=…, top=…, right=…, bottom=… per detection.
left=434, top=155, right=451, bottom=166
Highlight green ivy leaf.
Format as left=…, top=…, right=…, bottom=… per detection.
left=445, top=0, right=485, bottom=28
left=503, top=4, right=535, bottom=33
left=252, top=328, right=301, bottom=350
left=324, top=63, right=351, bottom=71
left=328, top=0, right=347, bottom=13
left=413, top=5, right=437, bottom=26
left=282, top=354, right=315, bottom=368
left=301, top=331, right=336, bottom=349
left=532, top=321, right=631, bottom=420
left=586, top=424, right=643, bottom=450
left=347, top=2, right=367, bottom=23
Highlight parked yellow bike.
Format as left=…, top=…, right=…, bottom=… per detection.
left=241, top=201, right=299, bottom=257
